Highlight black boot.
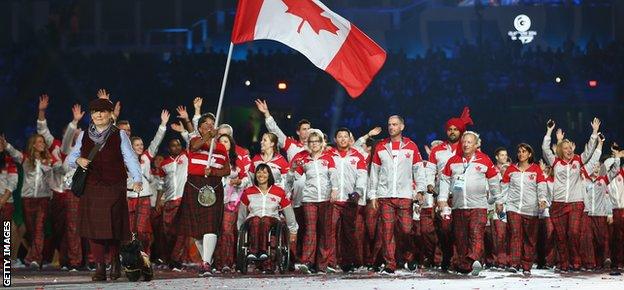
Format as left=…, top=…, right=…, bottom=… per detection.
left=92, top=263, right=107, bottom=281
left=110, top=256, right=121, bottom=280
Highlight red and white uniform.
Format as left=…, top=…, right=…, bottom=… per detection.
left=439, top=151, right=502, bottom=209
left=264, top=116, right=307, bottom=208
left=161, top=153, right=189, bottom=202
left=500, top=163, right=547, bottom=271
left=541, top=132, right=599, bottom=271
left=223, top=156, right=251, bottom=208
left=330, top=147, right=367, bottom=203
left=126, top=125, right=166, bottom=198
left=439, top=151, right=500, bottom=272
left=187, top=137, right=229, bottom=176
left=427, top=141, right=460, bottom=269
left=368, top=137, right=424, bottom=271
left=265, top=116, right=305, bottom=162
left=239, top=185, right=293, bottom=222
left=606, top=158, right=624, bottom=268
left=541, top=134, right=598, bottom=203
left=5, top=143, right=61, bottom=265
left=1, top=155, right=18, bottom=204
left=368, top=137, right=424, bottom=200
left=500, top=163, right=548, bottom=216
left=237, top=185, right=299, bottom=259
left=288, top=151, right=337, bottom=203
left=247, top=153, right=290, bottom=189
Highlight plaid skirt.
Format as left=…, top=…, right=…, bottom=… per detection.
left=175, top=175, right=224, bottom=239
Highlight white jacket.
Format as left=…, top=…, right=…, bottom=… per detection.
left=606, top=158, right=624, bottom=209
left=0, top=157, right=18, bottom=203
left=37, top=119, right=77, bottom=193
left=127, top=125, right=166, bottom=198
left=439, top=151, right=501, bottom=209
left=287, top=151, right=337, bottom=203
left=583, top=176, right=612, bottom=217
left=541, top=133, right=599, bottom=203
left=368, top=137, right=425, bottom=200
left=416, top=160, right=437, bottom=208
left=161, top=153, right=189, bottom=202
left=500, top=163, right=548, bottom=216
left=330, top=148, right=367, bottom=203
left=6, top=144, right=61, bottom=199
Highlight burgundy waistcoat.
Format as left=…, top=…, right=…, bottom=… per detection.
left=80, top=128, right=128, bottom=185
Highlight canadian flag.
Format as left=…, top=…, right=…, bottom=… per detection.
left=232, top=0, right=387, bottom=98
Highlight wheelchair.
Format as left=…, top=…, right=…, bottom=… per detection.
left=236, top=218, right=291, bottom=274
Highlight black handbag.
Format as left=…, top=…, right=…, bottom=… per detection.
left=71, top=127, right=116, bottom=197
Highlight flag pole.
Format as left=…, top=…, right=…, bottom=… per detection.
left=205, top=42, right=234, bottom=175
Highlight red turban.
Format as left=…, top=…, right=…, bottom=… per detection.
left=445, top=107, right=473, bottom=133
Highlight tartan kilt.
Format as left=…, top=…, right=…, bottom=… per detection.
left=78, top=182, right=130, bottom=241
left=175, top=175, right=224, bottom=240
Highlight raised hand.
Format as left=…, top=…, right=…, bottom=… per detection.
left=0, top=135, right=6, bottom=151
left=193, top=97, right=203, bottom=113
left=72, top=104, right=85, bottom=123
left=171, top=121, right=185, bottom=133
left=160, top=109, right=170, bottom=126
left=254, top=99, right=270, bottom=117
left=38, top=94, right=50, bottom=111
left=556, top=128, right=565, bottom=142
left=590, top=117, right=601, bottom=134
left=176, top=105, right=189, bottom=120
left=97, top=89, right=110, bottom=100
left=546, top=119, right=555, bottom=132
left=113, top=101, right=121, bottom=118
left=113, top=101, right=121, bottom=119
left=368, top=126, right=382, bottom=137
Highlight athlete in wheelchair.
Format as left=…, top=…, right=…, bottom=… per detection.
left=236, top=163, right=298, bottom=274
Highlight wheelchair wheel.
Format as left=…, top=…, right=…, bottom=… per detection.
left=274, top=223, right=291, bottom=274
left=236, top=221, right=250, bottom=274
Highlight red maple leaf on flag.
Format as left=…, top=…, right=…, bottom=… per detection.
left=283, top=0, right=339, bottom=35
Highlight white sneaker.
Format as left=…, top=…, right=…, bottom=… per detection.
left=221, top=266, right=231, bottom=273
left=29, top=261, right=40, bottom=269
left=298, top=264, right=311, bottom=274
left=61, top=265, right=69, bottom=271
left=247, top=253, right=258, bottom=260
left=68, top=267, right=79, bottom=273
left=471, top=261, right=483, bottom=276
left=258, top=253, right=268, bottom=260
left=326, top=266, right=337, bottom=273
left=12, top=260, right=25, bottom=268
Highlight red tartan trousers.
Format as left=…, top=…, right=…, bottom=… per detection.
left=329, top=202, right=358, bottom=267
left=50, top=191, right=83, bottom=267
left=436, top=197, right=454, bottom=268
left=365, top=203, right=383, bottom=266
left=419, top=208, right=438, bottom=266
left=587, top=215, right=611, bottom=268
left=301, top=202, right=332, bottom=270
left=611, top=209, right=624, bottom=268
left=378, top=198, right=413, bottom=271
left=579, top=213, right=597, bottom=269
left=492, top=219, right=509, bottom=267
left=537, top=217, right=557, bottom=267
left=452, top=208, right=487, bottom=272
left=353, top=205, right=367, bottom=266
left=293, top=206, right=305, bottom=263
left=507, top=212, right=539, bottom=271
left=127, top=197, right=153, bottom=255
left=0, top=203, right=13, bottom=224
left=23, top=197, right=49, bottom=264
left=215, top=209, right=238, bottom=269
left=163, top=199, right=186, bottom=263
left=550, top=202, right=584, bottom=270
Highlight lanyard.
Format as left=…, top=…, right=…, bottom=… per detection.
left=462, top=155, right=475, bottom=174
